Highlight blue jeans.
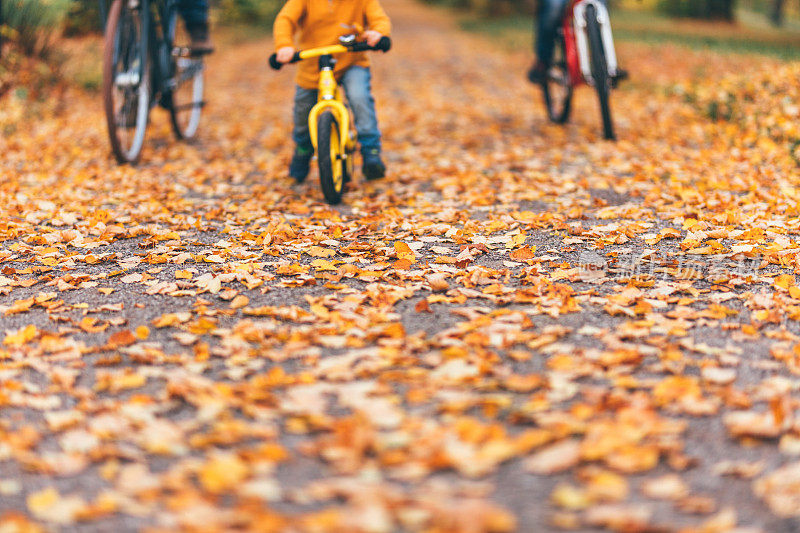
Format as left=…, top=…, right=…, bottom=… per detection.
left=293, top=66, right=382, bottom=155
left=536, top=0, right=607, bottom=66
left=177, top=0, right=208, bottom=30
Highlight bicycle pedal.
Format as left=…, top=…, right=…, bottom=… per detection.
left=172, top=47, right=212, bottom=58
left=611, top=69, right=629, bottom=88
left=171, top=101, right=207, bottom=112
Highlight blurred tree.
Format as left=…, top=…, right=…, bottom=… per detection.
left=420, top=0, right=534, bottom=16
left=1, top=0, right=69, bottom=56
left=216, top=0, right=284, bottom=25
left=658, top=0, right=736, bottom=20
left=64, top=0, right=103, bottom=36
left=770, top=0, right=785, bottom=25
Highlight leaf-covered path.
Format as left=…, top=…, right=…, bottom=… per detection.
left=3, top=0, right=800, bottom=530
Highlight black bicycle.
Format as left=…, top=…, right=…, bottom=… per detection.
left=102, top=0, right=207, bottom=164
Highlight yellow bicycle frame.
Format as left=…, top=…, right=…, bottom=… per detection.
left=297, top=45, right=356, bottom=156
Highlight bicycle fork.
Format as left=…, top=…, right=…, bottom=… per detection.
left=573, top=0, right=619, bottom=87
left=308, top=58, right=354, bottom=157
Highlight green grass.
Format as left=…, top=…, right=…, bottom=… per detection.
left=460, top=6, right=800, bottom=60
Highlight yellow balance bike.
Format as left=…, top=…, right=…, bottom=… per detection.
left=270, top=35, right=392, bottom=205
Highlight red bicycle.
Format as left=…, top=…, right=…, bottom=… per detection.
left=540, top=0, right=623, bottom=140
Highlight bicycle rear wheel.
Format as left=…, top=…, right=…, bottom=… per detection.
left=103, top=0, right=150, bottom=164
left=542, top=31, right=573, bottom=124
left=168, top=13, right=205, bottom=140
left=317, top=111, right=348, bottom=205
left=585, top=3, right=615, bottom=140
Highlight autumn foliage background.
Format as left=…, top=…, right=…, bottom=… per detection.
left=5, top=0, right=800, bottom=532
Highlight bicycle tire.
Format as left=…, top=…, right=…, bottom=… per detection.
left=103, top=0, right=151, bottom=164
left=168, top=11, right=205, bottom=140
left=317, top=111, right=347, bottom=205
left=542, top=32, right=573, bottom=124
left=585, top=4, right=615, bottom=140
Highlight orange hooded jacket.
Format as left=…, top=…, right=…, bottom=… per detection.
left=273, top=0, right=392, bottom=89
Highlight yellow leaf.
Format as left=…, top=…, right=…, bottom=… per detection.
left=4, top=325, right=38, bottom=346
left=27, top=487, right=59, bottom=515
left=775, top=274, right=796, bottom=291
left=175, top=270, right=194, bottom=279
left=505, top=232, right=527, bottom=249
left=311, top=259, right=337, bottom=271
left=551, top=484, right=591, bottom=510
left=308, top=246, right=335, bottom=258
left=199, top=454, right=249, bottom=494
left=4, top=297, right=34, bottom=316
left=394, top=241, right=416, bottom=262
left=231, top=295, right=250, bottom=309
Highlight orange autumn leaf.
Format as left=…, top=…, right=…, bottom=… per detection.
left=107, top=330, right=136, bottom=347
left=509, top=246, right=536, bottom=261
left=415, top=298, right=432, bottom=313
left=3, top=325, right=38, bottom=346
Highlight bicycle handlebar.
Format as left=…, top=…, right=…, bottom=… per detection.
left=269, top=36, right=392, bottom=71
left=269, top=51, right=301, bottom=70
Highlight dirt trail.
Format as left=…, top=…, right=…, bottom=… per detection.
left=1, top=0, right=800, bottom=531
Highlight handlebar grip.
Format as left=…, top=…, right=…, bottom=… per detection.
left=375, top=36, right=392, bottom=52
left=269, top=51, right=303, bottom=70
left=269, top=53, right=282, bottom=70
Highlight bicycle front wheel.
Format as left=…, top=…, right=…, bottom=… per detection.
left=542, top=31, right=573, bottom=124
left=585, top=3, right=615, bottom=140
left=317, top=111, right=347, bottom=205
left=168, top=13, right=205, bottom=140
left=103, top=0, right=150, bottom=164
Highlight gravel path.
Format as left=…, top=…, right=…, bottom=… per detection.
left=2, top=2, right=800, bottom=531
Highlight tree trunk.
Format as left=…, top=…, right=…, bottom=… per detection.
left=658, top=0, right=737, bottom=21
left=771, top=0, right=786, bottom=26
left=706, top=0, right=735, bottom=20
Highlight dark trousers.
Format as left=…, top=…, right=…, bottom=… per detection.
left=177, top=0, right=208, bottom=30
left=536, top=0, right=607, bottom=65
left=293, top=67, right=382, bottom=155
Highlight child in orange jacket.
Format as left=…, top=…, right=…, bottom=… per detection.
left=274, top=0, right=391, bottom=182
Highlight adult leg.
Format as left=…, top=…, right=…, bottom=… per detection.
left=177, top=0, right=213, bottom=52
left=529, top=0, right=568, bottom=83
left=536, top=0, right=569, bottom=67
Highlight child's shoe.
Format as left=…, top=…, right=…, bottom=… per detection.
left=188, top=23, right=215, bottom=55
left=527, top=61, right=547, bottom=85
left=362, top=149, right=386, bottom=181
left=289, top=148, right=313, bottom=183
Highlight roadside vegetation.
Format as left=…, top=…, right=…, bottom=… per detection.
left=0, top=0, right=283, bottom=96
left=423, top=0, right=800, bottom=59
